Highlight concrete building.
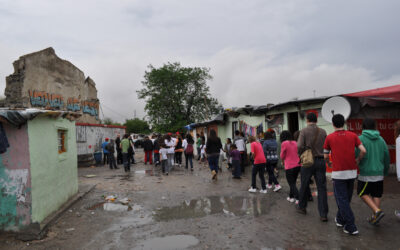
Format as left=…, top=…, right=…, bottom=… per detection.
left=0, top=109, right=79, bottom=233
left=4, top=47, right=100, bottom=124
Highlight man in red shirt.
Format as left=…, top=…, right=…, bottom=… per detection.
left=324, top=114, right=366, bottom=235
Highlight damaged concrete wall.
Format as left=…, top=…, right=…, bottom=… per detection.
left=4, top=47, right=100, bottom=124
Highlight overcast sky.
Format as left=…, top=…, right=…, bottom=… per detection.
left=1, top=0, right=399, bottom=122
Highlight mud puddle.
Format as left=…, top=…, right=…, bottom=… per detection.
left=134, top=235, right=199, bottom=250
left=153, top=195, right=273, bottom=221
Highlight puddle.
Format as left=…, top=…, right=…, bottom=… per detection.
left=153, top=196, right=273, bottom=221
left=134, top=235, right=199, bottom=250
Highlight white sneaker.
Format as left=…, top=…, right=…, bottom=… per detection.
left=273, top=185, right=282, bottom=192
left=248, top=187, right=257, bottom=193
left=287, top=197, right=295, bottom=203
left=266, top=184, right=273, bottom=189
left=260, top=189, right=267, bottom=194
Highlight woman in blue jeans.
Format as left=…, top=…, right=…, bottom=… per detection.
left=206, top=129, right=222, bottom=180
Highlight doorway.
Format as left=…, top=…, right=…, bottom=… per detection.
left=288, top=112, right=299, bottom=135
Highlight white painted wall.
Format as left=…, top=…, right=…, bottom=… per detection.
left=76, top=125, right=125, bottom=155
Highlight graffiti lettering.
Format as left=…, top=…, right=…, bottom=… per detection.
left=28, top=90, right=99, bottom=118
left=67, top=98, right=81, bottom=112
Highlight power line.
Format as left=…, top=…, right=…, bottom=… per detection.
left=101, top=103, right=129, bottom=119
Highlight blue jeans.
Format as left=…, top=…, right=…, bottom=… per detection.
left=185, top=153, right=193, bottom=169
left=252, top=163, right=267, bottom=189
left=333, top=178, right=357, bottom=232
left=298, top=158, right=328, bottom=217
left=208, top=154, right=219, bottom=173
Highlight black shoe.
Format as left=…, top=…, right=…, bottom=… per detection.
left=296, top=205, right=307, bottom=214
left=233, top=176, right=241, bottom=179
left=190, top=168, right=193, bottom=171
left=320, top=217, right=328, bottom=222
left=308, top=196, right=314, bottom=202
left=115, top=167, right=120, bottom=169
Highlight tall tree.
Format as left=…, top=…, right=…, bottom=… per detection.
left=137, top=62, right=222, bottom=132
left=124, top=118, right=151, bottom=134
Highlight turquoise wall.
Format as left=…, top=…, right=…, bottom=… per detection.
left=0, top=123, right=32, bottom=231
left=28, top=117, right=78, bottom=224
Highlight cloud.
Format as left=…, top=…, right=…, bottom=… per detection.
left=0, top=0, right=399, bottom=122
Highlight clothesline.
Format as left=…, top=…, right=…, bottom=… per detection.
left=239, top=121, right=263, bottom=137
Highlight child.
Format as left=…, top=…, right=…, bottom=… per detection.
left=230, top=144, right=241, bottom=179
left=224, top=138, right=233, bottom=169
left=280, top=130, right=301, bottom=204
left=159, top=144, right=169, bottom=175
left=200, top=139, right=206, bottom=164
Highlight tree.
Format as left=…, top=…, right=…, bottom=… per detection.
left=102, top=117, right=122, bottom=126
left=124, top=118, right=151, bottom=134
left=137, top=62, right=222, bottom=132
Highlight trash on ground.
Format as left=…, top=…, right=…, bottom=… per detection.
left=119, top=198, right=131, bottom=205
left=65, top=228, right=75, bottom=232
left=103, top=203, right=132, bottom=212
left=104, top=195, right=117, bottom=202
left=84, top=174, right=97, bottom=178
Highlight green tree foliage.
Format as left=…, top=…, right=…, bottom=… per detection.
left=124, top=118, right=151, bottom=134
left=137, top=62, right=222, bottom=132
left=102, top=117, right=122, bottom=126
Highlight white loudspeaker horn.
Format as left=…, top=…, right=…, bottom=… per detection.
left=321, top=96, right=351, bottom=123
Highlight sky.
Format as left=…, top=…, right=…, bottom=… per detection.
left=0, top=0, right=399, bottom=122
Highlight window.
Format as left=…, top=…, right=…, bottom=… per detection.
left=232, top=121, right=238, bottom=138
left=58, top=129, right=67, bottom=154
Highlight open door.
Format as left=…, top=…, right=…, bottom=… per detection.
left=288, top=112, right=299, bottom=135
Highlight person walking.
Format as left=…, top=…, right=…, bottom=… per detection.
left=143, top=136, right=154, bottom=165
left=234, top=130, right=247, bottom=174
left=153, top=135, right=161, bottom=166
left=248, top=136, right=267, bottom=193
left=160, top=144, right=169, bottom=174
left=206, top=129, right=223, bottom=180
left=280, top=131, right=301, bottom=203
left=184, top=134, right=195, bottom=170
left=196, top=134, right=202, bottom=161
left=263, top=131, right=281, bottom=192
left=175, top=134, right=184, bottom=167
left=224, top=138, right=233, bottom=170
left=106, top=139, right=119, bottom=169
left=128, top=135, right=136, bottom=164
left=120, top=134, right=132, bottom=172
left=115, top=134, right=123, bottom=165
left=165, top=134, right=175, bottom=175
left=296, top=112, right=329, bottom=222
left=102, top=138, right=110, bottom=165
left=324, top=114, right=366, bottom=235
left=356, top=118, right=389, bottom=226
left=230, top=144, right=241, bottom=179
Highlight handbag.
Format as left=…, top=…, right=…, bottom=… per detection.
left=300, top=128, right=320, bottom=168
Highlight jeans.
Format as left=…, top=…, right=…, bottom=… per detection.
left=154, top=152, right=160, bottom=165
left=298, top=158, right=328, bottom=217
left=266, top=162, right=279, bottom=185
left=108, top=152, right=117, bottom=169
left=240, top=151, right=246, bottom=173
left=285, top=166, right=300, bottom=199
left=197, top=147, right=201, bottom=160
left=117, top=150, right=123, bottom=164
left=208, top=154, right=219, bottom=173
left=122, top=153, right=130, bottom=171
left=232, top=159, right=241, bottom=178
left=252, top=163, right=267, bottom=189
left=167, top=154, right=174, bottom=172
left=333, top=178, right=357, bottom=232
left=103, top=152, right=109, bottom=165
left=161, top=160, right=168, bottom=173
left=175, top=152, right=182, bottom=165
left=145, top=150, right=153, bottom=164
left=185, top=153, right=193, bottom=169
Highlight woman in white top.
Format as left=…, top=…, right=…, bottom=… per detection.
left=164, top=134, right=175, bottom=174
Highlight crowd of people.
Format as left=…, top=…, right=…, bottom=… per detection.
left=100, top=112, right=398, bottom=236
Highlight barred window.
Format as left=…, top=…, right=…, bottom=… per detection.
left=58, top=130, right=67, bottom=154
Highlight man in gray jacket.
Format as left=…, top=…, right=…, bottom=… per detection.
left=296, top=112, right=329, bottom=222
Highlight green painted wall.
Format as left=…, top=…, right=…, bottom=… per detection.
left=28, top=117, right=78, bottom=223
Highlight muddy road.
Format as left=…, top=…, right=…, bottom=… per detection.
left=1, top=150, right=400, bottom=249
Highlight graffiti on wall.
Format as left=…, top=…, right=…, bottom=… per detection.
left=28, top=90, right=99, bottom=119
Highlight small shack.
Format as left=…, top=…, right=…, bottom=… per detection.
left=0, top=109, right=80, bottom=234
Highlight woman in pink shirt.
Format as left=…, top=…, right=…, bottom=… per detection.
left=280, top=131, right=301, bottom=203
left=248, top=136, right=267, bottom=193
